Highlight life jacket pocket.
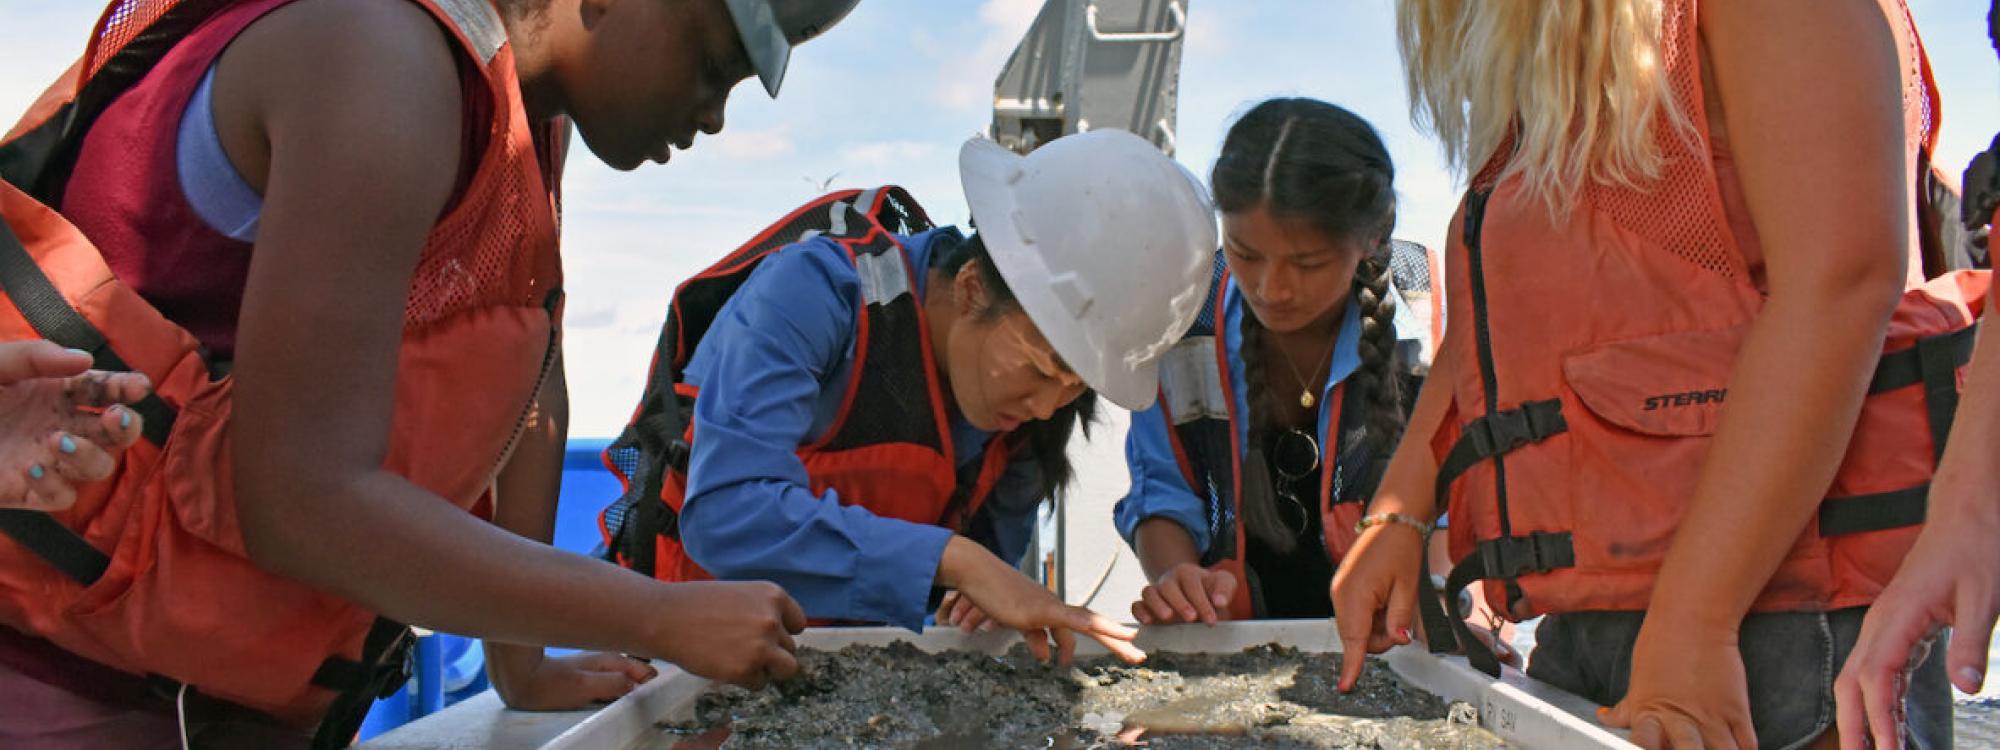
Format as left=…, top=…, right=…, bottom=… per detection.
left=1556, top=325, right=1748, bottom=571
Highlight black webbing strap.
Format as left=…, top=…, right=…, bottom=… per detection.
left=0, top=510, right=107, bottom=586
left=1415, top=549, right=1459, bottom=654
left=1869, top=324, right=1975, bottom=400
left=1812, top=321, right=1981, bottom=537
left=1443, top=532, right=1575, bottom=677
left=0, top=211, right=175, bottom=444
left=308, top=617, right=414, bottom=750
left=0, top=197, right=178, bottom=586
left=1819, top=483, right=1929, bottom=537
left=1911, top=325, right=1971, bottom=463
left=1433, top=399, right=1566, bottom=508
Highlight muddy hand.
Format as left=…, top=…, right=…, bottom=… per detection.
left=1132, top=563, right=1236, bottom=625
left=506, top=652, right=659, bottom=710
left=1329, top=522, right=1424, bottom=692
left=651, top=580, right=806, bottom=690
left=0, top=341, right=152, bottom=511
left=937, top=591, right=994, bottom=633
left=940, top=536, right=1145, bottom=665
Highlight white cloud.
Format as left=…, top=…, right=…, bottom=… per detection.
left=980, top=0, right=1044, bottom=30
left=1184, top=2, right=1231, bottom=56
left=839, top=140, right=944, bottom=168
left=928, top=0, right=1045, bottom=113
left=708, top=124, right=794, bottom=161
left=563, top=300, right=618, bottom=329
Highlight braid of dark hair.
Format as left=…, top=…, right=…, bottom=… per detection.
left=1234, top=306, right=1299, bottom=556
left=1350, top=252, right=1406, bottom=452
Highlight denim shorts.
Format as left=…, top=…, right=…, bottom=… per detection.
left=1526, top=608, right=1952, bottom=750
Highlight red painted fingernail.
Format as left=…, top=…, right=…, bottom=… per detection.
left=1398, top=627, right=1412, bottom=641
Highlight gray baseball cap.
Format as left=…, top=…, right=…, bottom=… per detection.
left=722, top=0, right=861, bottom=97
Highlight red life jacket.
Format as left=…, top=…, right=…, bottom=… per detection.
left=0, top=0, right=562, bottom=733
left=1153, top=241, right=1443, bottom=619
left=600, top=187, right=1014, bottom=588
left=1429, top=0, right=1988, bottom=675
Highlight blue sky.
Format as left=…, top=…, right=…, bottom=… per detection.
left=2, top=0, right=1995, bottom=436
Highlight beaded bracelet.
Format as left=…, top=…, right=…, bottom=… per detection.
left=1354, top=512, right=1435, bottom=536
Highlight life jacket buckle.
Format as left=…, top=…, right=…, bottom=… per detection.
left=1468, top=400, right=1565, bottom=458
left=666, top=438, right=692, bottom=475
left=1476, top=531, right=1575, bottom=579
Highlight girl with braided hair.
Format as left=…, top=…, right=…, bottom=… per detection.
left=1108, top=98, right=1489, bottom=632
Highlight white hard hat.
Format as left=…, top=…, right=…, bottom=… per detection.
left=959, top=129, right=1218, bottom=411
left=722, top=0, right=861, bottom=97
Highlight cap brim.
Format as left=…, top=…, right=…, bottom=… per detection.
left=728, top=0, right=792, bottom=97
left=959, top=138, right=1161, bottom=412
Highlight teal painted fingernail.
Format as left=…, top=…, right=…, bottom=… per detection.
left=28, top=465, right=43, bottom=480
left=64, top=348, right=89, bottom=357
left=118, top=409, right=132, bottom=429
left=59, top=435, right=75, bottom=454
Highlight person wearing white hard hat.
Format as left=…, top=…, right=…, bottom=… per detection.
left=598, top=129, right=1216, bottom=664
left=0, top=0, right=862, bottom=745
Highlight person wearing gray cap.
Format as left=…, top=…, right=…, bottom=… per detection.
left=0, top=0, right=862, bottom=747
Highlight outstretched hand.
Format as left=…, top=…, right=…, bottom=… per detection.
left=942, top=536, right=1146, bottom=665
left=1835, top=491, right=2000, bottom=750
left=1329, top=523, right=1425, bottom=691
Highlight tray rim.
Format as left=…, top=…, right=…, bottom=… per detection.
left=540, top=620, right=1635, bottom=749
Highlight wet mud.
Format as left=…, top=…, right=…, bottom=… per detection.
left=641, top=642, right=1508, bottom=749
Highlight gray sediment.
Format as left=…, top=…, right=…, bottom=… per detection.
left=641, top=641, right=1509, bottom=749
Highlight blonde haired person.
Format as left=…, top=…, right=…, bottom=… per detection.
left=1333, top=1, right=1981, bottom=749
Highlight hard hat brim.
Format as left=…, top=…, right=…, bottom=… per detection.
left=959, top=137, right=1162, bottom=412
left=725, top=0, right=792, bottom=97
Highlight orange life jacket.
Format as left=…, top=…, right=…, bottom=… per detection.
left=0, top=0, right=562, bottom=733
left=1429, top=0, right=1988, bottom=675
left=600, top=187, right=1014, bottom=587
left=1154, top=241, right=1443, bottom=619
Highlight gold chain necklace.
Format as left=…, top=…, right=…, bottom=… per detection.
left=1272, top=332, right=1337, bottom=409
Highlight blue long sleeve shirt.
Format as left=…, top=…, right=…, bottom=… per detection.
left=675, top=227, right=1041, bottom=630
left=1115, top=275, right=1423, bottom=555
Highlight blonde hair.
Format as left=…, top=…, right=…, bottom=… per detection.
left=1398, top=0, right=1690, bottom=217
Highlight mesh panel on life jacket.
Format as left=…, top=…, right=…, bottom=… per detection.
left=1580, top=0, right=1936, bottom=283
left=816, top=228, right=942, bottom=453
left=403, top=130, right=560, bottom=328
left=1388, top=239, right=1431, bottom=294
left=1581, top=0, right=1740, bottom=280
left=1185, top=251, right=1228, bottom=338
left=88, top=1, right=186, bottom=80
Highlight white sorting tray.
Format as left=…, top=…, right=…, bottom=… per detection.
left=542, top=620, right=1636, bottom=749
